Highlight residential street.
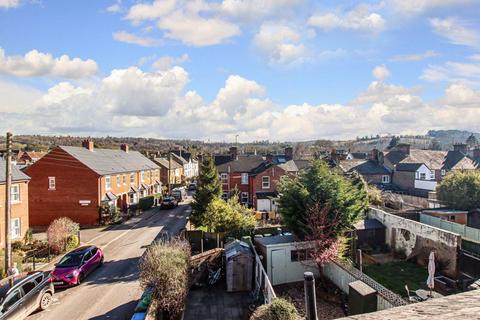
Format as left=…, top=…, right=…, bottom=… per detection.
left=27, top=202, right=191, bottom=320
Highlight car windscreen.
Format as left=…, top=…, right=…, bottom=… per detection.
left=57, top=252, right=84, bottom=267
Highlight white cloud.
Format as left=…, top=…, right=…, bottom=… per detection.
left=308, top=4, right=385, bottom=32
left=106, top=2, right=121, bottom=13
left=158, top=11, right=240, bottom=46
left=441, top=83, right=480, bottom=107
left=219, top=0, right=302, bottom=23
left=113, top=31, right=162, bottom=47
left=0, top=48, right=98, bottom=78
left=125, top=0, right=177, bottom=25
left=151, top=54, right=189, bottom=71
left=253, top=23, right=307, bottom=65
left=372, top=65, right=390, bottom=81
left=0, top=80, right=43, bottom=113
left=390, top=50, right=439, bottom=62
left=390, top=0, right=473, bottom=14
left=421, top=61, right=480, bottom=82
left=0, top=0, right=19, bottom=9
left=430, top=17, right=480, bottom=48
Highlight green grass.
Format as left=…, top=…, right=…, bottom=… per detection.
left=363, top=261, right=429, bottom=297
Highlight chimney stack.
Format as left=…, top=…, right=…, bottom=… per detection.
left=266, top=154, right=274, bottom=163
left=453, top=143, right=468, bottom=154
left=229, top=146, right=238, bottom=160
left=285, top=146, right=293, bottom=161
left=369, top=148, right=379, bottom=162
left=121, top=144, right=129, bottom=153
left=396, top=143, right=410, bottom=155
left=82, top=139, right=94, bottom=152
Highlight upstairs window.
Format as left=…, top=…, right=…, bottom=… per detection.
left=130, top=173, right=135, bottom=184
left=116, top=175, right=121, bottom=187
left=11, top=218, right=21, bottom=239
left=105, top=176, right=111, bottom=190
left=220, top=173, right=228, bottom=182
left=262, top=176, right=270, bottom=189
left=123, top=174, right=127, bottom=185
left=382, top=175, right=390, bottom=183
left=48, top=177, right=56, bottom=190
left=11, top=185, right=20, bottom=203
left=441, top=169, right=446, bottom=176
left=420, top=172, right=426, bottom=180
left=241, top=173, right=248, bottom=185
left=140, top=171, right=145, bottom=183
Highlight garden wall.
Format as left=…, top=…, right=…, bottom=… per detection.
left=368, top=207, right=461, bottom=278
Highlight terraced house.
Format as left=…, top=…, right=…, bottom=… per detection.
left=0, top=159, right=30, bottom=244
left=24, top=140, right=161, bottom=226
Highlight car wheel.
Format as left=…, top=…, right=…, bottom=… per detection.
left=39, top=292, right=53, bottom=310
left=77, top=273, right=84, bottom=285
left=99, top=256, right=104, bottom=266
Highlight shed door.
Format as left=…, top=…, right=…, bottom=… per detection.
left=257, top=199, right=271, bottom=212
left=271, top=249, right=286, bottom=285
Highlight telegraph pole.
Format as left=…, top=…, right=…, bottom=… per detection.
left=167, top=150, right=172, bottom=194
left=4, top=132, right=13, bottom=283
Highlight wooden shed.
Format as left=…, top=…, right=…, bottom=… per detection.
left=225, top=240, right=254, bottom=292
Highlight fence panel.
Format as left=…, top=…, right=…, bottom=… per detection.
left=419, top=213, right=480, bottom=244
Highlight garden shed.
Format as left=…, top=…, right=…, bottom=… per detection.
left=225, top=240, right=254, bottom=292
left=353, top=219, right=386, bottom=252
left=254, top=234, right=319, bottom=286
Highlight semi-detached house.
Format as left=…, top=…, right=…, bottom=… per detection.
left=25, top=140, right=161, bottom=226
left=0, top=159, right=30, bottom=244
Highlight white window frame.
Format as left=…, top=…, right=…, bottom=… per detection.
left=241, top=192, right=249, bottom=204
left=222, top=191, right=229, bottom=200
left=420, top=172, right=426, bottom=180
left=105, top=176, right=111, bottom=191
left=48, top=177, right=56, bottom=190
left=116, top=175, right=121, bottom=187
left=382, top=175, right=390, bottom=183
left=220, top=173, right=228, bottom=182
left=262, top=176, right=270, bottom=189
left=11, top=184, right=20, bottom=203
left=430, top=171, right=435, bottom=180
left=130, top=173, right=135, bottom=184
left=441, top=169, right=446, bottom=176
left=122, top=174, right=127, bottom=185
left=241, top=173, right=248, bottom=185
left=140, top=171, right=145, bottom=183
left=11, top=218, right=21, bottom=239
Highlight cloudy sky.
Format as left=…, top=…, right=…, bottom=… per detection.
left=1, top=0, right=480, bottom=142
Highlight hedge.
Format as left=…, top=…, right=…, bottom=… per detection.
left=139, top=196, right=155, bottom=210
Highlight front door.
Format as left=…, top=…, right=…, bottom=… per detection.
left=270, top=249, right=286, bottom=285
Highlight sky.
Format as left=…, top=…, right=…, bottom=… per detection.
left=0, top=0, right=480, bottom=142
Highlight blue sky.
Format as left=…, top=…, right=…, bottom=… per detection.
left=1, top=0, right=480, bottom=141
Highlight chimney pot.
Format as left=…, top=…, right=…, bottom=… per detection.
left=82, top=139, right=94, bottom=152
left=229, top=146, right=238, bottom=160
left=369, top=148, right=379, bottom=162
left=121, top=144, right=129, bottom=153
left=396, top=143, right=410, bottom=155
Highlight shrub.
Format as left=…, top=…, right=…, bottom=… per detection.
left=250, top=298, right=299, bottom=320
left=23, top=228, right=33, bottom=245
left=47, top=217, right=80, bottom=254
left=139, top=196, right=155, bottom=211
left=66, top=235, right=80, bottom=252
left=12, top=241, right=23, bottom=252
left=139, top=239, right=191, bottom=317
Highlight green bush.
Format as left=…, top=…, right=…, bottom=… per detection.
left=12, top=241, right=23, bottom=252
left=0, top=250, right=24, bottom=277
left=139, top=239, right=191, bottom=317
left=66, top=235, right=79, bottom=252
left=47, top=217, right=80, bottom=254
left=139, top=196, right=155, bottom=210
left=250, top=298, right=299, bottom=320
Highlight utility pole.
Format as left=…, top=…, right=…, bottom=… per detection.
left=167, top=150, right=172, bottom=194
left=4, top=132, right=13, bottom=284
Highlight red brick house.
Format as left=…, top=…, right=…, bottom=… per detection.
left=24, top=140, right=161, bottom=226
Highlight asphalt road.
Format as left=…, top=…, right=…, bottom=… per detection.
left=27, top=202, right=191, bottom=320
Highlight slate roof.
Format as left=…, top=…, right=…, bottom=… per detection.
left=0, top=159, right=31, bottom=183
left=385, top=149, right=476, bottom=171
left=59, top=146, right=159, bottom=176
left=171, top=150, right=194, bottom=162
left=153, top=157, right=183, bottom=170
left=216, top=155, right=264, bottom=173
left=339, top=160, right=390, bottom=175
left=395, top=162, right=424, bottom=172
left=340, top=289, right=480, bottom=320
left=170, top=152, right=188, bottom=165
left=214, top=155, right=233, bottom=166
left=348, top=152, right=368, bottom=160
left=252, top=159, right=311, bottom=175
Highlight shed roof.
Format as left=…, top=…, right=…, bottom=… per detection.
left=353, top=219, right=385, bottom=230
left=255, top=234, right=296, bottom=246
left=59, top=146, right=159, bottom=176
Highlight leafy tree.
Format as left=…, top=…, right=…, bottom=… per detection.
left=190, top=156, right=222, bottom=227
left=437, top=171, right=480, bottom=211
left=202, top=197, right=256, bottom=236
left=387, top=136, right=400, bottom=149
left=277, top=160, right=368, bottom=239
left=250, top=298, right=299, bottom=320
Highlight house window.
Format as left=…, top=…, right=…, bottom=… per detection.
left=441, top=169, right=446, bottom=176
left=291, top=249, right=312, bottom=262
left=130, top=173, right=135, bottom=184
left=222, top=191, right=229, bottom=200
left=11, top=185, right=20, bottom=203
left=381, top=175, right=390, bottom=183
left=262, top=176, right=270, bottom=189
left=220, top=173, right=228, bottom=182
left=122, top=175, right=126, bottom=185
left=241, top=192, right=249, bottom=204
left=116, top=175, right=121, bottom=187
left=11, top=218, right=21, bottom=239
left=241, top=173, right=248, bottom=185
left=48, top=177, right=56, bottom=190
left=450, top=215, right=455, bottom=221
left=420, top=172, right=426, bottom=180
left=430, top=171, right=435, bottom=180
left=105, top=176, right=111, bottom=190
left=140, top=171, right=144, bottom=183
left=130, top=193, right=137, bottom=204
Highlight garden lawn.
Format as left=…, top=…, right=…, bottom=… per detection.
left=363, top=261, right=429, bottom=297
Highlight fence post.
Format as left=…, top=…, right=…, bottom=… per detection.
left=357, top=249, right=363, bottom=273
left=78, top=230, right=81, bottom=245
left=201, top=231, right=204, bottom=253
left=33, top=254, right=36, bottom=271
left=304, top=272, right=318, bottom=320
left=48, top=246, right=51, bottom=262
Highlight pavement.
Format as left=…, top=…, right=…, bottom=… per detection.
left=26, top=201, right=191, bottom=320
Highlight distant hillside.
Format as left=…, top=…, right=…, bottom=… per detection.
left=427, top=130, right=480, bottom=148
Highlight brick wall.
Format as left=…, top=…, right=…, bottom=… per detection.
left=0, top=181, right=29, bottom=245
left=24, top=147, right=100, bottom=226
left=392, top=171, right=415, bottom=190
left=252, top=166, right=287, bottom=209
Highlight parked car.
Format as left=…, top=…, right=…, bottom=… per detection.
left=188, top=183, right=197, bottom=191
left=51, top=245, right=104, bottom=287
left=0, top=271, right=54, bottom=320
left=161, top=196, right=178, bottom=209
left=172, top=187, right=187, bottom=201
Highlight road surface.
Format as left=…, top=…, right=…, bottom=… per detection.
left=27, top=202, right=190, bottom=320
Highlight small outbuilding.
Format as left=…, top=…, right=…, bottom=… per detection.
left=254, top=234, right=319, bottom=286
left=352, top=219, right=386, bottom=252
left=225, top=240, right=254, bottom=292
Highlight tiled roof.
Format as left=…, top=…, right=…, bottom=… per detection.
left=59, top=146, right=159, bottom=176
left=395, top=162, right=424, bottom=172
left=340, top=289, right=480, bottom=319
left=385, top=149, right=476, bottom=171
left=0, top=159, right=31, bottom=183
left=170, top=152, right=188, bottom=165
left=349, top=152, right=368, bottom=160
left=153, top=157, right=183, bottom=170
left=339, top=160, right=390, bottom=175
left=216, top=155, right=264, bottom=173
left=214, top=155, right=233, bottom=166
left=171, top=150, right=194, bottom=162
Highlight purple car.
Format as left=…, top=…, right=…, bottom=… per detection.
left=51, top=245, right=104, bottom=287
